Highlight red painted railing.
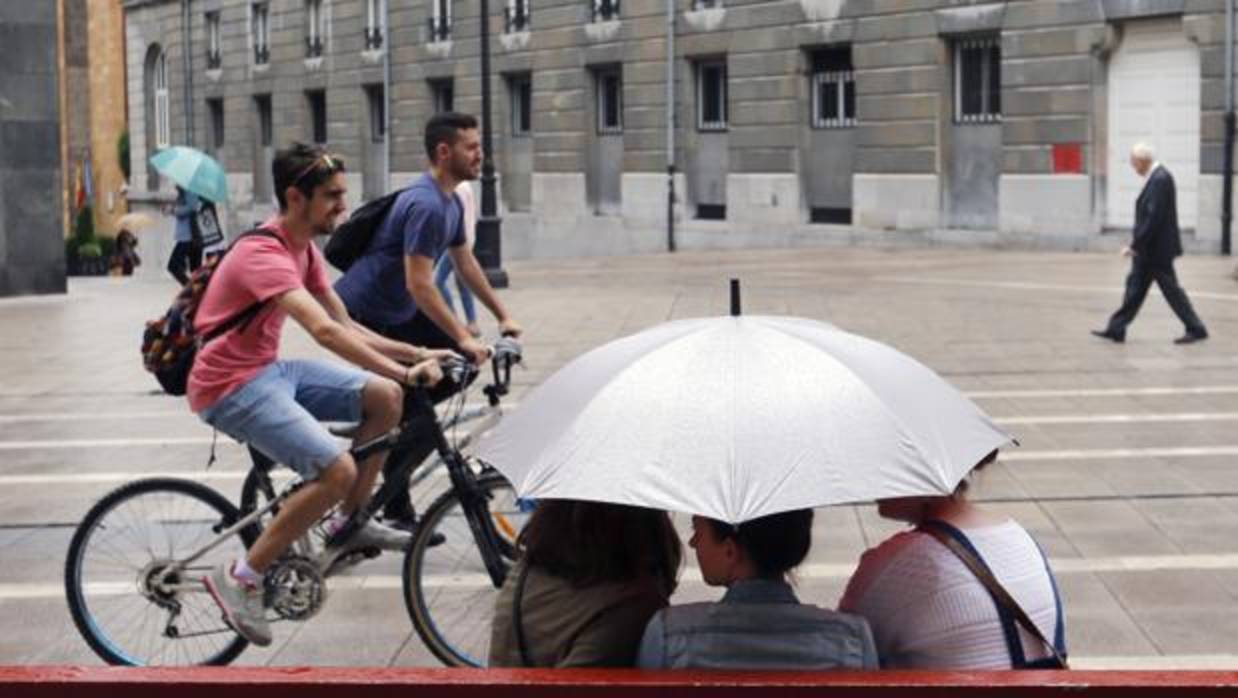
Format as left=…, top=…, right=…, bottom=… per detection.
left=5, top=666, right=1238, bottom=698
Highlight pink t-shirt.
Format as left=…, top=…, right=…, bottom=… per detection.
left=187, top=222, right=330, bottom=412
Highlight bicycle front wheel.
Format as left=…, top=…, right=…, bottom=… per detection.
left=403, top=473, right=530, bottom=666
left=64, top=478, right=250, bottom=666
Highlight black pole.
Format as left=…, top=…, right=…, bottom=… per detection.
left=475, top=0, right=509, bottom=287
left=667, top=164, right=676, bottom=252
left=730, top=278, right=741, bottom=316
left=1224, top=109, right=1234, bottom=256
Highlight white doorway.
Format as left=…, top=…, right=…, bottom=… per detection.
left=1106, top=18, right=1200, bottom=230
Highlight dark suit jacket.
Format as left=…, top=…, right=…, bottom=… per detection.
left=1130, top=165, right=1183, bottom=265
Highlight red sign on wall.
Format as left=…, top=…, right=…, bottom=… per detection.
left=1052, top=143, right=1083, bottom=174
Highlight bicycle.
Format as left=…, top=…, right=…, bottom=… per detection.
left=65, top=338, right=528, bottom=667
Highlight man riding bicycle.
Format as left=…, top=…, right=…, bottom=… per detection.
left=189, top=143, right=450, bottom=647
left=334, top=112, right=523, bottom=533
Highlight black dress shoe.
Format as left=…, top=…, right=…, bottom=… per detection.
left=1174, top=331, right=1208, bottom=345
left=1090, top=329, right=1124, bottom=343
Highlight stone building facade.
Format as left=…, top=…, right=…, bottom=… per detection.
left=122, top=0, right=1235, bottom=261
left=0, top=1, right=65, bottom=296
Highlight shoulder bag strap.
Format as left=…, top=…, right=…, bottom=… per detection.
left=919, top=520, right=1069, bottom=669
left=198, top=229, right=285, bottom=344
left=513, top=561, right=534, bottom=668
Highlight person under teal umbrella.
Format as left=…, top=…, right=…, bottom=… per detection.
left=164, top=185, right=202, bottom=285
left=149, top=146, right=229, bottom=204
left=150, top=146, right=228, bottom=284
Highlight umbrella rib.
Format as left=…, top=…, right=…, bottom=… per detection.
left=755, top=318, right=956, bottom=490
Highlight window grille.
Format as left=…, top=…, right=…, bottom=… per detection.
left=954, top=36, right=1001, bottom=123
left=596, top=69, right=622, bottom=134
left=206, top=12, right=222, bottom=69
left=810, top=47, right=855, bottom=128
left=696, top=60, right=727, bottom=131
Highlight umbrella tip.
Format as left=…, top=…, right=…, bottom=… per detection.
left=730, top=278, right=741, bottom=317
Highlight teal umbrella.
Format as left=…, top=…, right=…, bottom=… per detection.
left=149, top=146, right=229, bottom=203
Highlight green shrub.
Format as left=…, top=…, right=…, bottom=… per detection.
left=97, top=235, right=116, bottom=259
left=118, top=130, right=131, bottom=181
left=74, top=205, right=95, bottom=245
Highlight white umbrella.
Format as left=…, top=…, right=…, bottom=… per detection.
left=477, top=315, right=1013, bottom=524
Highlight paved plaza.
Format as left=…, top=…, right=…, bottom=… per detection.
left=1, top=244, right=1237, bottom=668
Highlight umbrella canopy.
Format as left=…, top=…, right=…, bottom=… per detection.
left=149, top=146, right=228, bottom=203
left=477, top=316, right=1013, bottom=524
left=116, top=212, right=156, bottom=233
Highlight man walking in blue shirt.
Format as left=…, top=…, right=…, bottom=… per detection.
left=335, top=112, right=522, bottom=532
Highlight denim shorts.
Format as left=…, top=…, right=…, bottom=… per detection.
left=200, top=359, right=370, bottom=479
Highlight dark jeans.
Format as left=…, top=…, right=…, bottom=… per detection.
left=1105, top=256, right=1207, bottom=338
left=166, top=240, right=203, bottom=285
left=358, top=311, right=466, bottom=520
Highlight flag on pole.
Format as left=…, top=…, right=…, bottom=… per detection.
left=83, top=155, right=94, bottom=207
left=73, top=164, right=85, bottom=213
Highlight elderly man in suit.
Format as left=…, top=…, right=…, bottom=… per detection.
left=1092, top=143, right=1208, bottom=345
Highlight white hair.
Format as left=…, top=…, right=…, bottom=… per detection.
left=1130, top=142, right=1156, bottom=162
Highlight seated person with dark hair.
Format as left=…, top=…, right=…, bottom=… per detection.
left=489, top=500, right=682, bottom=667
left=637, top=509, right=878, bottom=670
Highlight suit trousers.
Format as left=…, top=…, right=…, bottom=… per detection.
left=1106, top=256, right=1207, bottom=338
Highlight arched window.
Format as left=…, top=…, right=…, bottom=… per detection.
left=154, top=51, right=170, bottom=148
left=143, top=44, right=171, bottom=190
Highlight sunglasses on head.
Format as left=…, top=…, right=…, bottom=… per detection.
left=291, top=152, right=341, bottom=187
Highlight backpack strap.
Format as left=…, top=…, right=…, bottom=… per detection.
left=197, top=228, right=286, bottom=345
left=918, top=520, right=1068, bottom=669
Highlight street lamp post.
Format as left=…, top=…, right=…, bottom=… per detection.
left=475, top=0, right=509, bottom=288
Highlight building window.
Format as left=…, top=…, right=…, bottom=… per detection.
left=508, top=73, right=532, bottom=135
left=252, top=3, right=270, bottom=65
left=306, top=90, right=327, bottom=144
left=429, top=79, right=454, bottom=114
left=207, top=98, right=225, bottom=155
left=366, top=85, right=386, bottom=143
left=810, top=47, right=855, bottom=128
left=254, top=94, right=273, bottom=147
left=592, top=0, right=620, bottom=22
left=153, top=51, right=170, bottom=148
left=306, top=0, right=326, bottom=57
left=365, top=0, right=385, bottom=50
left=595, top=68, right=622, bottom=134
left=696, top=60, right=727, bottom=131
left=505, top=0, right=530, bottom=32
left=206, top=12, right=222, bottom=69
left=429, top=0, right=452, bottom=41
left=955, top=36, right=1001, bottom=123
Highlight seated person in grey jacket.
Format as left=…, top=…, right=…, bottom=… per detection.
left=637, top=509, right=878, bottom=670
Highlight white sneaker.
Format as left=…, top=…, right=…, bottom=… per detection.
left=203, top=562, right=272, bottom=647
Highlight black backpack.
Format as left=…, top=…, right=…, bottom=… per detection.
left=324, top=187, right=406, bottom=271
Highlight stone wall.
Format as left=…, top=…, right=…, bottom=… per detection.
left=0, top=1, right=66, bottom=296
left=122, top=0, right=1234, bottom=260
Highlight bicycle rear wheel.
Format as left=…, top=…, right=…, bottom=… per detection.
left=64, top=478, right=250, bottom=666
left=402, top=472, right=530, bottom=666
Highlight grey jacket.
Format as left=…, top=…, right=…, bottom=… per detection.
left=636, top=578, right=879, bottom=670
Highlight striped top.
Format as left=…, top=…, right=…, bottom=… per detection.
left=838, top=520, right=1060, bottom=669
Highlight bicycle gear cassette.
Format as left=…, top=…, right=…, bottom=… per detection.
left=265, top=555, right=326, bottom=621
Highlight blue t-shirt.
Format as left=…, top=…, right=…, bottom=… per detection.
left=335, top=173, right=466, bottom=326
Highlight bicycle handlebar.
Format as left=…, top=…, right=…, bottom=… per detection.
left=413, top=337, right=523, bottom=406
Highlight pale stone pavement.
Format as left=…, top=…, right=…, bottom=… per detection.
left=2, top=245, right=1238, bottom=668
